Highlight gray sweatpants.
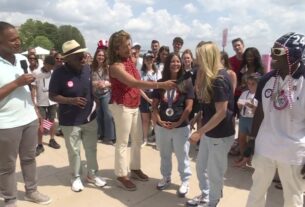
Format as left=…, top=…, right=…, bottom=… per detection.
left=0, top=120, right=38, bottom=203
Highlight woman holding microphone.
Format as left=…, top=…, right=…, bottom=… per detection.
left=107, top=30, right=175, bottom=191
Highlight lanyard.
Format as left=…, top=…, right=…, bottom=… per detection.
left=167, top=89, right=175, bottom=108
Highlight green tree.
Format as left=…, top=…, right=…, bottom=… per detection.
left=19, top=19, right=86, bottom=52
left=39, top=22, right=59, bottom=50
left=58, top=25, right=86, bottom=49
left=31, top=36, right=54, bottom=50
left=19, top=19, right=40, bottom=50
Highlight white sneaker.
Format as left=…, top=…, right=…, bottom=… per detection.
left=178, top=181, right=189, bottom=197
left=156, top=177, right=171, bottom=190
left=71, top=177, right=84, bottom=192
left=87, top=176, right=107, bottom=187
left=186, top=193, right=209, bottom=206
left=141, top=139, right=147, bottom=147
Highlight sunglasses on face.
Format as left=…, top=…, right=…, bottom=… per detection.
left=271, top=48, right=286, bottom=56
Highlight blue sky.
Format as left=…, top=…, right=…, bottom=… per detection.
left=0, top=0, right=304, bottom=56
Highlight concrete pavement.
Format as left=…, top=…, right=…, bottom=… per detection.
left=0, top=136, right=285, bottom=207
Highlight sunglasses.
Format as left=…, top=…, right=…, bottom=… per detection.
left=271, top=48, right=286, bottom=56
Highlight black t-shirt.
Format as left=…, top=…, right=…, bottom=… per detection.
left=152, top=78, right=194, bottom=128
left=49, top=64, right=96, bottom=126
left=202, top=69, right=235, bottom=138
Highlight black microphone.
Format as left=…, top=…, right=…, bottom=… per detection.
left=175, top=70, right=194, bottom=84
left=20, top=60, right=32, bottom=91
left=20, top=60, right=28, bottom=73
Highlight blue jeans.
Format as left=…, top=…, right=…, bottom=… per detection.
left=155, top=125, right=192, bottom=182
left=97, top=93, right=115, bottom=141
left=196, top=135, right=234, bottom=204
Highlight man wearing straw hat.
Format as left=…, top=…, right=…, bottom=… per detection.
left=49, top=40, right=107, bottom=192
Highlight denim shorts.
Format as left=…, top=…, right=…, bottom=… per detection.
left=139, top=96, right=151, bottom=113
left=238, top=116, right=253, bottom=134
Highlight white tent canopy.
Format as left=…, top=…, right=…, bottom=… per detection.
left=21, top=46, right=50, bottom=55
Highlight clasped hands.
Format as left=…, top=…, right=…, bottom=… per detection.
left=158, top=120, right=181, bottom=129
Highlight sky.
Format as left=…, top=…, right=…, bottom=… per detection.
left=0, top=0, right=304, bottom=56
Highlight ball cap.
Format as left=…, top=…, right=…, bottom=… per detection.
left=275, top=32, right=305, bottom=63
left=132, top=42, right=141, bottom=49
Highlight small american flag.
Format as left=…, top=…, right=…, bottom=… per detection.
left=42, top=119, right=53, bottom=131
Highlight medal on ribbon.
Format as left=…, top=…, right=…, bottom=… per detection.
left=273, top=90, right=289, bottom=110
left=165, top=89, right=175, bottom=117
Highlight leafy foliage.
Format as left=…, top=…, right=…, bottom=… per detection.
left=32, top=36, right=54, bottom=49
left=19, top=19, right=86, bottom=52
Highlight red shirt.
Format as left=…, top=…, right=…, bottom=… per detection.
left=229, top=55, right=242, bottom=96
left=110, top=58, right=141, bottom=108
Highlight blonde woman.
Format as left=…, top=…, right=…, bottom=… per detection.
left=107, top=30, right=175, bottom=191
left=187, top=42, right=235, bottom=207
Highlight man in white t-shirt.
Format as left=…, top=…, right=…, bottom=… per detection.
left=0, top=21, right=51, bottom=207
left=32, top=55, right=60, bottom=156
left=246, top=32, right=305, bottom=207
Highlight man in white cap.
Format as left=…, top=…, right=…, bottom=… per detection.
left=0, top=21, right=51, bottom=207
left=49, top=40, right=107, bottom=192
left=132, top=42, right=143, bottom=72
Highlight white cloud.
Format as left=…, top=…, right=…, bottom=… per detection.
left=0, top=0, right=304, bottom=55
left=119, top=0, right=154, bottom=6
left=191, top=20, right=213, bottom=39
left=125, top=7, right=191, bottom=49
left=196, top=0, right=250, bottom=12
left=184, top=3, right=198, bottom=14
left=126, top=18, right=152, bottom=31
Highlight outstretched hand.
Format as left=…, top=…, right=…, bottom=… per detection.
left=160, top=80, right=176, bottom=90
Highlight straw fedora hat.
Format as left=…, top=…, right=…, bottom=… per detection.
left=62, top=40, right=87, bottom=58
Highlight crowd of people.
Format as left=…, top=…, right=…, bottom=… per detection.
left=0, top=20, right=305, bottom=207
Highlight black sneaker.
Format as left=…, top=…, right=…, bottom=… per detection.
left=49, top=139, right=60, bottom=149
left=36, top=145, right=45, bottom=157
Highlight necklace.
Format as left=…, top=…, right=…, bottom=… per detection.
left=271, top=64, right=300, bottom=110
